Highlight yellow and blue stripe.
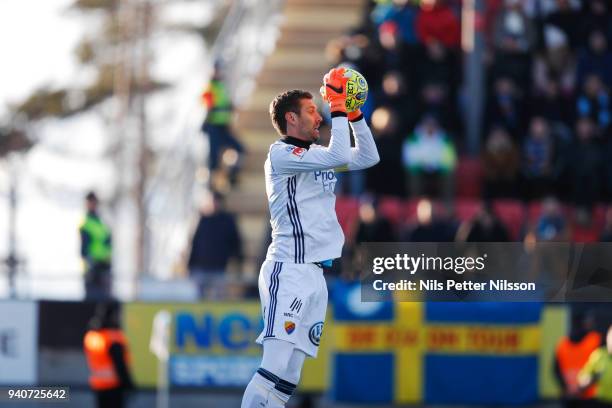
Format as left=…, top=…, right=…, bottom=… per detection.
left=331, top=282, right=542, bottom=404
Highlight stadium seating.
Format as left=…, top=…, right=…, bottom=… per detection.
left=377, top=196, right=403, bottom=225
left=453, top=198, right=481, bottom=222
left=455, top=157, right=482, bottom=198
left=491, top=199, right=525, bottom=240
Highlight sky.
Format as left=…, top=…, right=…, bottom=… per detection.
left=0, top=0, right=212, bottom=299
left=0, top=0, right=81, bottom=117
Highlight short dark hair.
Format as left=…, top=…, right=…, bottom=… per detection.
left=269, top=90, right=312, bottom=135
left=85, top=191, right=98, bottom=202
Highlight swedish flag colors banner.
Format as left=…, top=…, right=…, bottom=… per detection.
left=331, top=282, right=542, bottom=404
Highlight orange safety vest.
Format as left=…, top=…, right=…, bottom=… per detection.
left=84, top=329, right=131, bottom=391
left=556, top=331, right=602, bottom=398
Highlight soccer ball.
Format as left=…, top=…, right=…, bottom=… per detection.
left=343, top=68, right=368, bottom=113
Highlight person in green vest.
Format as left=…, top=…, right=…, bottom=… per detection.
left=579, top=324, right=612, bottom=407
left=201, top=62, right=245, bottom=187
left=80, top=191, right=112, bottom=300
left=402, top=114, right=456, bottom=202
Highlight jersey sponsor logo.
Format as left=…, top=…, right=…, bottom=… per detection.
left=284, top=321, right=296, bottom=335
left=283, top=312, right=294, bottom=318
left=314, top=170, right=335, bottom=181
left=309, top=322, right=324, bottom=346
left=314, top=170, right=337, bottom=192
left=291, top=147, right=306, bottom=157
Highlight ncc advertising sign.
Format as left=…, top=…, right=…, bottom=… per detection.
left=124, top=302, right=329, bottom=390
left=125, top=303, right=262, bottom=387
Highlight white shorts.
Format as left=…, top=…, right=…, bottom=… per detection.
left=255, top=260, right=328, bottom=357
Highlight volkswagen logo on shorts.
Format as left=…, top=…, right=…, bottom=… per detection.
left=309, top=322, right=324, bottom=346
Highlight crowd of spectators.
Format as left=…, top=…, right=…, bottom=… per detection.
left=188, top=0, right=612, bottom=298
left=325, top=0, right=612, bottom=247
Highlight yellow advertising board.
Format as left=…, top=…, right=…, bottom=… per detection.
left=123, top=301, right=566, bottom=398
left=123, top=302, right=328, bottom=391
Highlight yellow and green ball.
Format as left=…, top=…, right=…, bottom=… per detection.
left=343, top=68, right=368, bottom=113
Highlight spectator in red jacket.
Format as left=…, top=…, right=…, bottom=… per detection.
left=415, top=0, right=461, bottom=49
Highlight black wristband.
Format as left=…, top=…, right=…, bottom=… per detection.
left=349, top=112, right=364, bottom=122
left=330, top=111, right=348, bottom=118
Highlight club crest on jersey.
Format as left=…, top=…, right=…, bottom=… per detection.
left=284, top=321, right=296, bottom=334
left=309, top=322, right=323, bottom=346
left=291, top=147, right=306, bottom=157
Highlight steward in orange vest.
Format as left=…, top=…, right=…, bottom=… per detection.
left=554, top=313, right=602, bottom=408
left=84, top=302, right=134, bottom=408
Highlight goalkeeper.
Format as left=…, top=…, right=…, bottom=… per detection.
left=241, top=67, right=379, bottom=408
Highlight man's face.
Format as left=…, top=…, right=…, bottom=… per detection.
left=295, top=98, right=322, bottom=142
left=86, top=198, right=98, bottom=212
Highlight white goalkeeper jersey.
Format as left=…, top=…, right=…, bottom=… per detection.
left=264, top=116, right=379, bottom=264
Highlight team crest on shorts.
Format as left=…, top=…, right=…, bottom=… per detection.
left=284, top=321, right=296, bottom=334
left=309, top=322, right=324, bottom=346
